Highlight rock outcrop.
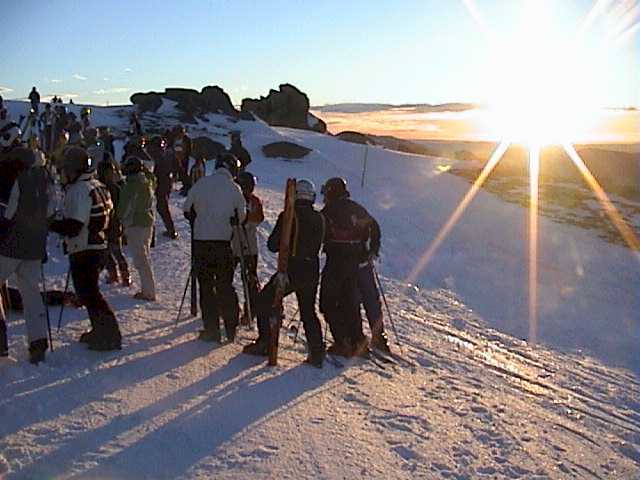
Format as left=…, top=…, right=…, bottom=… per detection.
left=241, top=84, right=327, bottom=133
left=192, top=136, right=227, bottom=160
left=262, top=141, right=312, bottom=159
left=130, top=86, right=237, bottom=121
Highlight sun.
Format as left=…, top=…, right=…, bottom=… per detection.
left=480, top=0, right=607, bottom=147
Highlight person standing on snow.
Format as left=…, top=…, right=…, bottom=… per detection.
left=232, top=171, right=264, bottom=325
left=96, top=159, right=130, bottom=287
left=28, top=87, right=40, bottom=115
left=0, top=147, right=54, bottom=363
left=49, top=147, right=122, bottom=351
left=319, top=177, right=372, bottom=358
left=173, top=125, right=192, bottom=195
left=243, top=179, right=326, bottom=367
left=148, top=135, right=178, bottom=239
left=355, top=210, right=392, bottom=353
left=118, top=157, right=157, bottom=301
left=183, top=153, right=245, bottom=343
left=38, top=103, right=55, bottom=153
left=228, top=131, right=251, bottom=171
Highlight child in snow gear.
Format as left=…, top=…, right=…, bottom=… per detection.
left=229, top=131, right=251, bottom=171
left=97, top=159, right=131, bottom=286
left=243, top=179, right=325, bottom=368
left=232, top=171, right=264, bottom=325
left=149, top=135, right=179, bottom=239
left=320, top=177, right=372, bottom=358
left=183, top=153, right=245, bottom=343
left=118, top=156, right=157, bottom=301
left=0, top=147, right=54, bottom=363
left=49, top=146, right=122, bottom=350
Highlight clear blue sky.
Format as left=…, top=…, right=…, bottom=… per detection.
left=1, top=0, right=638, bottom=107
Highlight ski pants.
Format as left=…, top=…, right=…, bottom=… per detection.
left=255, top=259, right=324, bottom=354
left=155, top=187, right=175, bottom=235
left=69, top=250, right=121, bottom=340
left=234, top=254, right=259, bottom=319
left=357, top=261, right=385, bottom=337
left=193, top=240, right=239, bottom=336
left=0, top=256, right=47, bottom=345
left=105, top=237, right=129, bottom=280
left=125, top=226, right=156, bottom=299
left=320, top=258, right=365, bottom=348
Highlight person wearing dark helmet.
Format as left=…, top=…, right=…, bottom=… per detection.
left=228, top=131, right=251, bottom=171
left=49, top=147, right=122, bottom=351
left=243, top=179, right=325, bottom=367
left=183, top=153, right=246, bottom=343
left=232, top=171, right=264, bottom=324
left=118, top=157, right=157, bottom=301
left=319, top=177, right=372, bottom=357
left=96, top=159, right=131, bottom=287
left=0, top=147, right=54, bottom=363
left=148, top=135, right=178, bottom=239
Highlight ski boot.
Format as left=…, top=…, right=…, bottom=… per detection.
left=197, top=329, right=221, bottom=343
left=79, top=329, right=96, bottom=343
left=305, top=348, right=325, bottom=368
left=327, top=341, right=353, bottom=358
left=371, top=332, right=391, bottom=354
left=352, top=336, right=370, bottom=358
left=133, top=292, right=156, bottom=301
left=162, top=230, right=178, bottom=240
left=88, top=336, right=122, bottom=351
left=242, top=339, right=268, bottom=356
left=28, top=338, right=48, bottom=364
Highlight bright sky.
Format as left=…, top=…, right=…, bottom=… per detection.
left=1, top=0, right=638, bottom=107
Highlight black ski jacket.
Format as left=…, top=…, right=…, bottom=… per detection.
left=268, top=200, right=323, bottom=279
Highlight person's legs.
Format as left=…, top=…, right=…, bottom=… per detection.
left=295, top=277, right=324, bottom=356
left=193, top=241, right=220, bottom=338
left=357, top=263, right=384, bottom=337
left=0, top=257, right=18, bottom=355
left=126, top=226, right=156, bottom=299
left=15, top=260, right=47, bottom=344
left=212, top=243, right=239, bottom=341
left=155, top=188, right=175, bottom=235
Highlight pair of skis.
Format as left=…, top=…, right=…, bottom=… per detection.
left=268, top=178, right=297, bottom=366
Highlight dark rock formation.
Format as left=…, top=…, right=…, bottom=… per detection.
left=262, top=141, right=312, bottom=159
left=241, top=84, right=327, bottom=133
left=130, top=86, right=237, bottom=121
left=336, top=131, right=371, bottom=145
left=192, top=136, right=227, bottom=160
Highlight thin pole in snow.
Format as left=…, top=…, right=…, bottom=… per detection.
left=360, top=144, right=369, bottom=188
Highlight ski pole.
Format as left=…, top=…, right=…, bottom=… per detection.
left=175, top=268, right=192, bottom=326
left=56, top=267, right=71, bottom=333
left=371, top=261, right=404, bottom=356
left=40, top=264, right=54, bottom=352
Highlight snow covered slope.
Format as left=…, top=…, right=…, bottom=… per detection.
left=1, top=101, right=638, bottom=479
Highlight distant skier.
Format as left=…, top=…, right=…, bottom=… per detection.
left=96, top=158, right=130, bottom=286
left=232, top=171, right=264, bottom=324
left=148, top=135, right=178, bottom=239
left=319, top=177, right=372, bottom=357
left=49, top=146, right=122, bottom=350
left=228, top=131, right=251, bottom=171
left=97, top=127, right=116, bottom=159
left=243, top=179, right=325, bottom=367
left=183, top=153, right=245, bottom=343
left=38, top=103, right=55, bottom=153
left=0, top=147, right=54, bottom=363
left=28, top=87, right=40, bottom=115
left=118, top=157, right=157, bottom=301
left=173, top=125, right=192, bottom=195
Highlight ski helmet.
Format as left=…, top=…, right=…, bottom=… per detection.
left=0, top=123, right=22, bottom=149
left=122, top=156, right=144, bottom=176
left=62, top=146, right=94, bottom=181
left=295, top=179, right=316, bottom=202
left=321, top=177, right=349, bottom=201
left=215, top=152, right=241, bottom=178
left=237, top=171, right=256, bottom=194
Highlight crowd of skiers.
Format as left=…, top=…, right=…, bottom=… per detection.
left=0, top=92, right=391, bottom=369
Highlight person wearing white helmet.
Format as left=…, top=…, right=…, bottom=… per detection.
left=243, top=178, right=326, bottom=368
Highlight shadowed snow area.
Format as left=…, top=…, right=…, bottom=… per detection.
left=1, top=101, right=638, bottom=479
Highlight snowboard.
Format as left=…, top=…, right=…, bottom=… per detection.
left=268, top=178, right=297, bottom=366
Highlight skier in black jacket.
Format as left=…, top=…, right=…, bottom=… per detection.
left=243, top=179, right=325, bottom=367
left=320, top=177, right=373, bottom=357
